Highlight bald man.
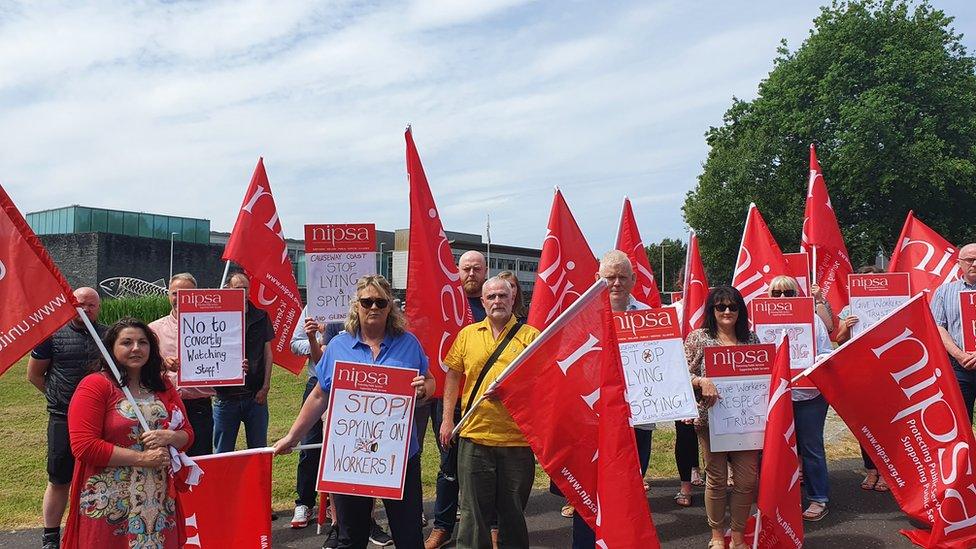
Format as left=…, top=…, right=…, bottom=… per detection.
left=459, top=250, right=488, bottom=322
left=27, top=287, right=106, bottom=549
left=931, top=242, right=976, bottom=423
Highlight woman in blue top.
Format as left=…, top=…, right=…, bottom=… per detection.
left=274, top=275, right=434, bottom=549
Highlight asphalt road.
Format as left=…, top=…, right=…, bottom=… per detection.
left=0, top=458, right=924, bottom=548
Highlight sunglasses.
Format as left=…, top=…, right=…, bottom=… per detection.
left=358, top=298, right=390, bottom=309
left=714, top=303, right=739, bottom=313
left=770, top=289, right=797, bottom=298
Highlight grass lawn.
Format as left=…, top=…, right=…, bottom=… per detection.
left=0, top=357, right=861, bottom=530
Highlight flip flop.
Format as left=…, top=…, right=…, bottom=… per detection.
left=861, top=472, right=879, bottom=490
left=674, top=492, right=692, bottom=507
left=874, top=478, right=889, bottom=492
left=802, top=502, right=828, bottom=521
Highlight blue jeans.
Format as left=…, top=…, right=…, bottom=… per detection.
left=296, top=378, right=323, bottom=507
left=430, top=398, right=462, bottom=533
left=794, top=394, right=829, bottom=503
left=213, top=397, right=269, bottom=453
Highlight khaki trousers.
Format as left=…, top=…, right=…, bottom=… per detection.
left=697, top=425, right=759, bottom=532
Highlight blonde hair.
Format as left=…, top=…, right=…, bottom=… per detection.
left=599, top=249, right=633, bottom=275
left=768, top=275, right=799, bottom=293
left=496, top=270, right=526, bottom=318
left=344, top=275, right=406, bottom=336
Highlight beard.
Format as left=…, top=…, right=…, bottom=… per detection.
left=463, top=278, right=482, bottom=296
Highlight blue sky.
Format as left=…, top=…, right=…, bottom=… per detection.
left=1, top=1, right=973, bottom=251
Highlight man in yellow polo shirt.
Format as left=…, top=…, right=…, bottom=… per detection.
left=439, top=276, right=540, bottom=549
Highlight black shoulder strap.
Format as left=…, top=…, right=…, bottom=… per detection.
left=463, top=321, right=524, bottom=416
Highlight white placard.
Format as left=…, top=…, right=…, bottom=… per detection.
left=306, top=252, right=377, bottom=322
left=619, top=338, right=698, bottom=424
left=177, top=288, right=245, bottom=387
left=708, top=377, right=770, bottom=436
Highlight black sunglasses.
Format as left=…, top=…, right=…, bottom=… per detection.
left=714, top=303, right=738, bottom=312
left=359, top=298, right=390, bottom=309
left=771, top=289, right=797, bottom=298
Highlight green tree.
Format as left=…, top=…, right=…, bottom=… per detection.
left=683, top=0, right=976, bottom=283
left=646, top=238, right=687, bottom=296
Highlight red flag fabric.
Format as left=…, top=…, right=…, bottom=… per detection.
left=182, top=450, right=273, bottom=548
left=681, top=230, right=709, bottom=337
left=0, top=184, right=77, bottom=376
left=527, top=188, right=599, bottom=329
left=615, top=197, right=662, bottom=307
left=404, top=127, right=472, bottom=398
left=732, top=203, right=788, bottom=305
left=751, top=334, right=803, bottom=549
left=804, top=296, right=976, bottom=548
left=888, top=211, right=961, bottom=295
left=801, top=144, right=853, bottom=317
left=496, top=280, right=660, bottom=548
left=222, top=158, right=305, bottom=374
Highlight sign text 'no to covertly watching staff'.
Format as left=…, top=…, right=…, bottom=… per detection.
left=177, top=288, right=245, bottom=387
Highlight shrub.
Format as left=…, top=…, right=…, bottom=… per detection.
left=98, top=296, right=171, bottom=325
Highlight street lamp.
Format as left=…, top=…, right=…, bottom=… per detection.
left=169, top=232, right=178, bottom=282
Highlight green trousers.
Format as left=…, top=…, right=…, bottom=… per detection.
left=456, top=438, right=535, bottom=549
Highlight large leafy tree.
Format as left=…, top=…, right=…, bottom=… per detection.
left=684, top=0, right=976, bottom=283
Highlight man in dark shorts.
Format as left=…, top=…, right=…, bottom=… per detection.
left=26, top=287, right=105, bottom=549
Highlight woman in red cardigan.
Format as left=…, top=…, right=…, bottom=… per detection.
left=63, top=318, right=193, bottom=549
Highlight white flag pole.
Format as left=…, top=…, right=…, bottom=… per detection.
left=220, top=261, right=232, bottom=287
left=752, top=509, right=761, bottom=549
left=75, top=308, right=150, bottom=432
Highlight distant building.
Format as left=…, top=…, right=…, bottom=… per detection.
left=27, top=205, right=542, bottom=302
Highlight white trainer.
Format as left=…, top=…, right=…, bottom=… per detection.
left=290, top=504, right=311, bottom=529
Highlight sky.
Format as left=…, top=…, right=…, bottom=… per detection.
left=1, top=0, right=974, bottom=251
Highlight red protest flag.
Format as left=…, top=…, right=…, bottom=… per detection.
left=801, top=144, right=852, bottom=317
left=0, top=184, right=77, bottom=376
left=527, top=188, right=599, bottom=329
left=750, top=334, right=803, bottom=549
left=496, top=280, right=660, bottom=548
left=182, top=450, right=273, bottom=548
left=404, top=127, right=472, bottom=398
left=802, top=295, right=976, bottom=548
left=888, top=211, right=961, bottom=295
left=615, top=197, right=662, bottom=307
left=222, top=158, right=305, bottom=374
left=681, top=230, right=709, bottom=337
left=732, top=203, right=789, bottom=305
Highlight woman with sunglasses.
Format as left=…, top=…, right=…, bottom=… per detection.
left=274, top=274, right=434, bottom=549
left=684, top=286, right=759, bottom=549
left=767, top=275, right=834, bottom=521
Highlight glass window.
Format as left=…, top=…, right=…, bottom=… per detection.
left=196, top=220, right=209, bottom=244
left=91, top=209, right=108, bottom=232
left=153, top=215, right=168, bottom=240
left=168, top=218, right=182, bottom=242
left=74, top=207, right=91, bottom=232
left=295, top=257, right=306, bottom=287
left=57, top=208, right=67, bottom=232
left=64, top=208, right=74, bottom=232
left=123, top=212, right=139, bottom=236
left=107, top=210, right=123, bottom=234
left=138, top=213, right=152, bottom=237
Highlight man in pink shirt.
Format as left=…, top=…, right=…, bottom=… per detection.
left=149, top=272, right=215, bottom=456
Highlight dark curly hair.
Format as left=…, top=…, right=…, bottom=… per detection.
left=91, top=317, right=166, bottom=393
left=703, top=285, right=751, bottom=343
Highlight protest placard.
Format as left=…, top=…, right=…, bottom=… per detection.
left=784, top=252, right=811, bottom=295
left=704, top=343, right=775, bottom=452
left=960, top=290, right=976, bottom=353
left=305, top=224, right=377, bottom=323
left=751, top=297, right=815, bottom=388
left=317, top=361, right=416, bottom=499
left=613, top=309, right=696, bottom=425
left=177, top=288, right=245, bottom=387
left=847, top=272, right=911, bottom=338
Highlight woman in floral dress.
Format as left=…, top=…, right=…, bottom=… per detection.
left=63, top=318, right=194, bottom=549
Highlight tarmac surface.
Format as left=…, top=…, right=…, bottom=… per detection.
left=0, top=457, right=923, bottom=548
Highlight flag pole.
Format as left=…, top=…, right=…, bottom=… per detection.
left=220, top=261, right=232, bottom=287
left=811, top=246, right=818, bottom=286
left=752, top=510, right=761, bottom=549
left=486, top=214, right=491, bottom=277
left=614, top=196, right=627, bottom=246
left=451, top=279, right=608, bottom=438
left=75, top=307, right=151, bottom=432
